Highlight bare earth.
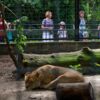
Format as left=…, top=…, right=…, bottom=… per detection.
left=0, top=55, right=16, bottom=82
left=0, top=55, right=100, bottom=100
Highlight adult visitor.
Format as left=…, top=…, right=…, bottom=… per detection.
left=41, top=11, right=54, bottom=42
left=79, top=10, right=88, bottom=40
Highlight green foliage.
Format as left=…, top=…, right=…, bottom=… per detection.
left=2, top=0, right=100, bottom=24
left=14, top=25, right=27, bottom=53
left=81, top=0, right=100, bottom=21
left=69, top=64, right=82, bottom=71
left=14, top=16, right=28, bottom=53
left=83, top=3, right=92, bottom=20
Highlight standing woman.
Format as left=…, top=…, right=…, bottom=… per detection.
left=41, top=11, right=54, bottom=42
left=79, top=10, right=88, bottom=40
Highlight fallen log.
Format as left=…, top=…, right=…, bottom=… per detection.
left=56, top=82, right=95, bottom=100
left=22, top=47, right=100, bottom=68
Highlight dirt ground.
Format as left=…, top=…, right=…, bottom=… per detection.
left=0, top=55, right=57, bottom=100
left=0, top=55, right=16, bottom=82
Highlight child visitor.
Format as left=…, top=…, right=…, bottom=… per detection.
left=57, top=21, right=68, bottom=41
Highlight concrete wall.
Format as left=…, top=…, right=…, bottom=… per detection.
left=0, top=41, right=100, bottom=54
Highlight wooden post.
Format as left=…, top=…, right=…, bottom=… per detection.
left=56, top=82, right=95, bottom=100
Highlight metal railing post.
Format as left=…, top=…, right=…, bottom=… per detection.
left=75, top=0, right=80, bottom=41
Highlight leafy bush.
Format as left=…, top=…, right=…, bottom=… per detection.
left=14, top=16, right=28, bottom=53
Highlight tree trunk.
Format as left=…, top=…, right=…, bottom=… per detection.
left=0, top=3, right=22, bottom=77
left=22, top=47, right=100, bottom=68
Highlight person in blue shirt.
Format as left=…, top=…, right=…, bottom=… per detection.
left=79, top=10, right=88, bottom=40
left=7, top=22, right=13, bottom=42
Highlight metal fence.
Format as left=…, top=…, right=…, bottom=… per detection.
left=2, top=23, right=99, bottom=42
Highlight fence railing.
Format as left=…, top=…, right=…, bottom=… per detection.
left=5, top=29, right=100, bottom=41
left=0, top=24, right=100, bottom=42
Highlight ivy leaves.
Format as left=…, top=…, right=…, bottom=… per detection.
left=15, top=25, right=27, bottom=53
left=14, top=16, right=28, bottom=53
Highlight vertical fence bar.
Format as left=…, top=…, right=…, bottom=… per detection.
left=75, top=0, right=80, bottom=41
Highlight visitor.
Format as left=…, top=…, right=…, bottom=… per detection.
left=79, top=10, right=88, bottom=40
left=57, top=21, right=68, bottom=41
left=97, top=24, right=100, bottom=38
left=41, top=11, right=54, bottom=42
left=7, top=22, right=13, bottom=42
left=0, top=11, right=7, bottom=42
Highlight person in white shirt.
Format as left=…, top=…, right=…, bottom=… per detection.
left=57, top=21, right=68, bottom=41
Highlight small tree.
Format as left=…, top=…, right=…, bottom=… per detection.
left=0, top=2, right=28, bottom=77
left=13, top=16, right=28, bottom=76
left=14, top=16, right=28, bottom=53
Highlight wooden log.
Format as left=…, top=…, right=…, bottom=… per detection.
left=22, top=47, right=100, bottom=68
left=56, top=82, right=95, bottom=100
